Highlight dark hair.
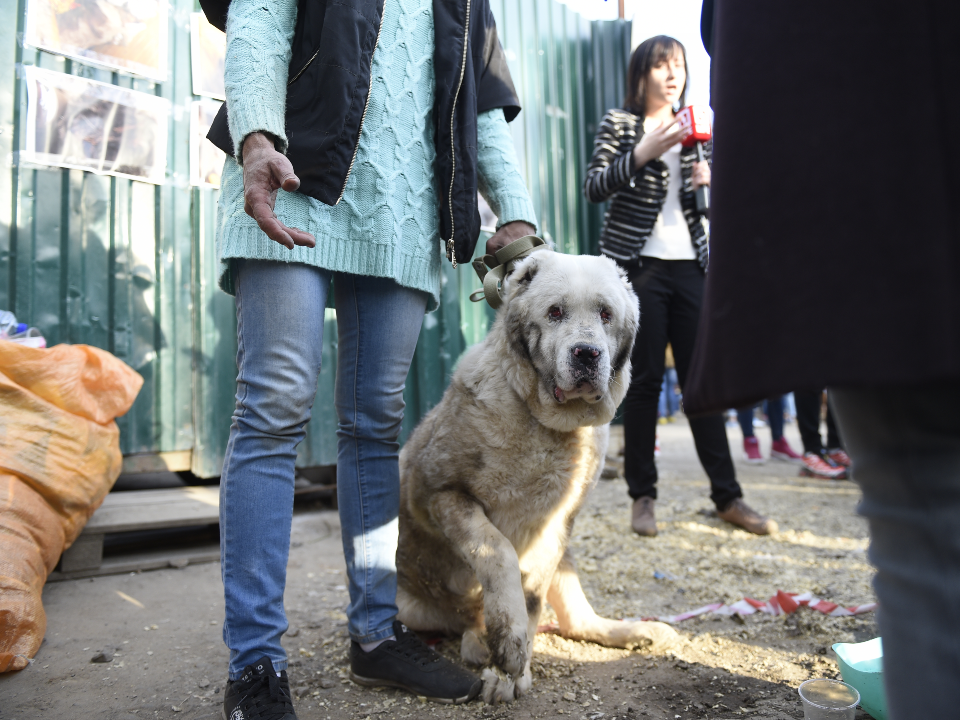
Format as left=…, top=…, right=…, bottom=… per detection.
left=624, top=35, right=688, bottom=117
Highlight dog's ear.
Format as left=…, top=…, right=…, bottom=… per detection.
left=508, top=254, right=540, bottom=291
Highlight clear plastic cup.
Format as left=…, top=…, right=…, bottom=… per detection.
left=798, top=678, right=860, bottom=719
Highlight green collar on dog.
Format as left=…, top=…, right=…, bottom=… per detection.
left=470, top=235, right=549, bottom=309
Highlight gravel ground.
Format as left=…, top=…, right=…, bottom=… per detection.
left=0, top=416, right=879, bottom=720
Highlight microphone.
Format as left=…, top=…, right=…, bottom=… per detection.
left=676, top=105, right=711, bottom=214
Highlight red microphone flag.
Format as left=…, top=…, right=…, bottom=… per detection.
left=676, top=105, right=711, bottom=147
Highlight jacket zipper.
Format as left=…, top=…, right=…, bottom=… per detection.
left=445, top=0, right=472, bottom=268
left=334, top=0, right=388, bottom=205
left=288, top=46, right=322, bottom=86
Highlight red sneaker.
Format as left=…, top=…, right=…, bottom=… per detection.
left=799, top=452, right=847, bottom=480
left=742, top=436, right=764, bottom=464
left=770, top=437, right=802, bottom=463
left=826, top=448, right=851, bottom=468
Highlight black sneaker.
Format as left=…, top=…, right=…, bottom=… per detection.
left=349, top=620, right=481, bottom=704
left=222, top=656, right=297, bottom=720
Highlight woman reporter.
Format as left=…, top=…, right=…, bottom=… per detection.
left=584, top=35, right=774, bottom=537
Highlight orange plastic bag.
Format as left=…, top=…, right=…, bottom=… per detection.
left=0, top=342, right=142, bottom=673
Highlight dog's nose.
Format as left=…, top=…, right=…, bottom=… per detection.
left=571, top=343, right=602, bottom=367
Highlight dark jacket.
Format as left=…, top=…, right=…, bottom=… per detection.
left=204, top=0, right=521, bottom=266
left=584, top=109, right=710, bottom=270
left=683, top=0, right=960, bottom=415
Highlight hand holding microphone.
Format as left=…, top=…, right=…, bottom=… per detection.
left=676, top=104, right=712, bottom=214
left=691, top=160, right=710, bottom=190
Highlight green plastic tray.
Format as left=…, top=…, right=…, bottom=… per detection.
left=832, top=637, right=887, bottom=720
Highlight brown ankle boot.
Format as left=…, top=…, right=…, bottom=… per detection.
left=631, top=497, right=657, bottom=536
left=717, top=498, right=778, bottom=535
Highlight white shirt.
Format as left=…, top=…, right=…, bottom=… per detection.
left=639, top=135, right=696, bottom=261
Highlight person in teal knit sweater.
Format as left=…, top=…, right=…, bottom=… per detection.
left=214, top=0, right=538, bottom=715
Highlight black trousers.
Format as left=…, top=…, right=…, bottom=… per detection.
left=621, top=258, right=741, bottom=509
left=795, top=389, right=843, bottom=455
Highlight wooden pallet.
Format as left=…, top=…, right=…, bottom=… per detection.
left=49, top=479, right=338, bottom=581
left=52, top=486, right=222, bottom=580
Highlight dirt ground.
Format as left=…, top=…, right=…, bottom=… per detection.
left=0, top=417, right=879, bottom=720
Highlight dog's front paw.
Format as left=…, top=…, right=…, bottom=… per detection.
left=488, top=622, right=528, bottom=677
left=480, top=667, right=517, bottom=704
left=616, top=620, right=679, bottom=652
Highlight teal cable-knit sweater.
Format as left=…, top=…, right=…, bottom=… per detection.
left=216, top=0, right=538, bottom=311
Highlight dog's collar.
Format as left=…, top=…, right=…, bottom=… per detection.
left=470, top=235, right=549, bottom=309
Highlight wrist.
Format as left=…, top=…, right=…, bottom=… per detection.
left=241, top=132, right=278, bottom=162
left=501, top=220, right=536, bottom=234
left=498, top=221, right=537, bottom=244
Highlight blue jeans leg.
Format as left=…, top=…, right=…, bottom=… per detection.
left=220, top=260, right=331, bottom=679
left=665, top=367, right=679, bottom=416
left=658, top=369, right=679, bottom=417
left=738, top=397, right=785, bottom=440
left=333, top=274, right=427, bottom=644
left=737, top=404, right=756, bottom=438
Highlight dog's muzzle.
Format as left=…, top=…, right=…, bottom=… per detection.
left=552, top=344, right=606, bottom=404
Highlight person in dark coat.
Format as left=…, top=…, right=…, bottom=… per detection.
left=687, top=2, right=960, bottom=717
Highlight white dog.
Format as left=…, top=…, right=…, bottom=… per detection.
left=396, top=250, right=678, bottom=703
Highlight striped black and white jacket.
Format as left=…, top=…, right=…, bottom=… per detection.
left=584, top=108, right=711, bottom=270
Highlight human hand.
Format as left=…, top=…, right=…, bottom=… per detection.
left=241, top=132, right=316, bottom=250
left=631, top=119, right=683, bottom=170
left=485, top=221, right=537, bottom=256
left=691, top=160, right=711, bottom=190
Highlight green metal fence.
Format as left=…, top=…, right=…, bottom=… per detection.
left=0, top=0, right=631, bottom=477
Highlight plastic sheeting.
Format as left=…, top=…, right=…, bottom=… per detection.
left=0, top=342, right=142, bottom=672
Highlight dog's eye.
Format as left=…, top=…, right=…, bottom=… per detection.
left=600, top=309, right=612, bottom=323
left=548, top=306, right=563, bottom=319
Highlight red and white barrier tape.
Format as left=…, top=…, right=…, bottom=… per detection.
left=622, top=591, right=876, bottom=625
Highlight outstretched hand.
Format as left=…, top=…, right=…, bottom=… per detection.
left=242, top=132, right=316, bottom=250
left=631, top=119, right=683, bottom=170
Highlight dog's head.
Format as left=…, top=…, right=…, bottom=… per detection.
left=494, top=251, right=639, bottom=432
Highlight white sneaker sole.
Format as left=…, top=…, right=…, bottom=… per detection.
left=799, top=467, right=846, bottom=480
left=770, top=450, right=803, bottom=464
left=349, top=670, right=479, bottom=705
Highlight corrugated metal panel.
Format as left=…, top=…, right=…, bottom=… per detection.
left=582, top=19, right=633, bottom=255
left=0, top=0, right=631, bottom=475
left=3, top=0, right=199, bottom=462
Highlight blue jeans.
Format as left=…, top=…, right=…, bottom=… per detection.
left=737, top=396, right=784, bottom=440
left=219, top=259, right=427, bottom=679
left=658, top=367, right=680, bottom=417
